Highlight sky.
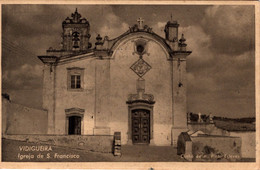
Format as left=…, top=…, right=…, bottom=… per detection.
left=1, top=4, right=256, bottom=118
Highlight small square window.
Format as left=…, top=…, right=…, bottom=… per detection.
left=67, top=67, right=84, bottom=91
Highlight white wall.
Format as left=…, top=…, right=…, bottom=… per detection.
left=230, top=131, right=255, bottom=158
left=111, top=38, right=172, bottom=145
left=54, top=58, right=96, bottom=135
left=52, top=37, right=174, bottom=146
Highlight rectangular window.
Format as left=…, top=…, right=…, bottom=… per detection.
left=67, top=67, right=84, bottom=91
left=71, top=75, right=81, bottom=89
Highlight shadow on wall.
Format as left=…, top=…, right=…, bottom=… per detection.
left=2, top=95, right=48, bottom=135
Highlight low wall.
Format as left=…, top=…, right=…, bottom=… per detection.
left=188, top=123, right=229, bottom=136
left=191, top=136, right=241, bottom=161
left=3, top=134, right=114, bottom=153
left=2, top=98, right=48, bottom=135
left=230, top=131, right=255, bottom=158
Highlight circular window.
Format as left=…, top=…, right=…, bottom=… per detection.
left=137, top=45, right=144, bottom=54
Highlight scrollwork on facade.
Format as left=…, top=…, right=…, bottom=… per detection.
left=127, top=93, right=155, bottom=104
left=142, top=94, right=154, bottom=101
left=130, top=58, right=151, bottom=78
left=65, top=107, right=85, bottom=114
left=129, top=24, right=153, bottom=33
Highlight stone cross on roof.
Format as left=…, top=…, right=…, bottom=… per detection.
left=71, top=8, right=81, bottom=23
left=137, top=17, right=144, bottom=29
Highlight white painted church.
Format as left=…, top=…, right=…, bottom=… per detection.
left=38, top=9, right=192, bottom=146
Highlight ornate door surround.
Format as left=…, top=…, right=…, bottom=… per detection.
left=127, top=103, right=154, bottom=145
left=65, top=108, right=84, bottom=135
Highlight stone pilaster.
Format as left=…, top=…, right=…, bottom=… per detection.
left=171, top=53, right=190, bottom=147
left=42, top=63, right=56, bottom=134
left=94, top=56, right=111, bottom=134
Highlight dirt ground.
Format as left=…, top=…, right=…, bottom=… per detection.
left=2, top=138, right=184, bottom=162
left=2, top=139, right=255, bottom=162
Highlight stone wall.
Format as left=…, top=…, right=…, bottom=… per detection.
left=188, top=122, right=256, bottom=159
left=3, top=134, right=114, bottom=153
left=230, top=131, right=255, bottom=158
left=177, top=132, right=242, bottom=161
left=188, top=123, right=229, bottom=136
left=191, top=136, right=241, bottom=161
left=2, top=98, right=48, bottom=135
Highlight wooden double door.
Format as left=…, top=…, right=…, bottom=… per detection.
left=132, top=109, right=150, bottom=144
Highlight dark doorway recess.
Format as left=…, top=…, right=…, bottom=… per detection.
left=68, top=116, right=81, bottom=135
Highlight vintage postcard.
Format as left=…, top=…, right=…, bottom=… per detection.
left=0, top=1, right=259, bottom=169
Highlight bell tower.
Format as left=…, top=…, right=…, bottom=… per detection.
left=62, top=8, right=91, bottom=51
left=164, top=15, right=179, bottom=42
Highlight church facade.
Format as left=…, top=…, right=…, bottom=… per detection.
left=38, top=9, right=191, bottom=146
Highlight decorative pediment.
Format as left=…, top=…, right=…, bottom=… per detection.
left=67, top=67, right=85, bottom=71
left=127, top=93, right=155, bottom=104
left=129, top=24, right=153, bottom=33
left=126, top=78, right=155, bottom=104
left=65, top=108, right=85, bottom=113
